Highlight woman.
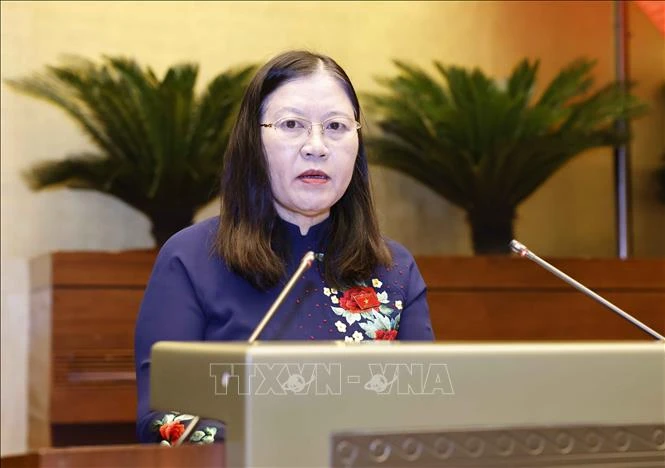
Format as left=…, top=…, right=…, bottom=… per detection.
left=134, top=50, right=434, bottom=445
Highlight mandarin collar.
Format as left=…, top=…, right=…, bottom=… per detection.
left=277, top=215, right=331, bottom=253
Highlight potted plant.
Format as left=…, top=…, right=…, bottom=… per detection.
left=5, top=55, right=256, bottom=245
left=363, top=58, right=647, bottom=254
left=5, top=55, right=256, bottom=448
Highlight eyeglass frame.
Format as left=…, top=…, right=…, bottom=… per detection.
left=259, top=116, right=362, bottom=141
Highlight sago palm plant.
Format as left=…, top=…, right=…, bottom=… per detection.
left=364, top=58, right=646, bottom=254
left=5, top=56, right=256, bottom=246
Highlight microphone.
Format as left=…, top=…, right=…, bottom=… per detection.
left=510, top=240, right=664, bottom=341
left=248, top=251, right=317, bottom=343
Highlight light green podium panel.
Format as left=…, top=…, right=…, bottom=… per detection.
left=151, top=341, right=665, bottom=467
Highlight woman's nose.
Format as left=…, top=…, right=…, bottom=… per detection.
left=300, top=124, right=329, bottom=159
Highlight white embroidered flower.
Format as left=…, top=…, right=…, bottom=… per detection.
left=372, top=278, right=383, bottom=288
left=344, top=336, right=355, bottom=343
left=352, top=331, right=364, bottom=342
left=174, top=414, right=194, bottom=422
left=395, top=300, right=403, bottom=310
left=376, top=291, right=389, bottom=303
left=335, top=320, right=347, bottom=333
left=331, top=288, right=338, bottom=294
left=323, top=287, right=331, bottom=296
left=331, top=296, right=339, bottom=304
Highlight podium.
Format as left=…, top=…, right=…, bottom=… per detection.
left=0, top=443, right=224, bottom=467
left=151, top=341, right=665, bottom=467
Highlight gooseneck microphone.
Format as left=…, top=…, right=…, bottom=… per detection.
left=174, top=253, right=316, bottom=446
left=248, top=251, right=317, bottom=343
left=510, top=240, right=664, bottom=341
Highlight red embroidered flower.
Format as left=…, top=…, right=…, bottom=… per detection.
left=375, top=329, right=398, bottom=340
left=159, top=421, right=186, bottom=442
left=339, top=286, right=380, bottom=312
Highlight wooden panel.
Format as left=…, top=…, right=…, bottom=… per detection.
left=49, top=289, right=142, bottom=424
left=416, top=256, right=665, bottom=289
left=52, top=289, right=143, bottom=350
left=415, top=256, right=665, bottom=341
left=0, top=443, right=225, bottom=468
left=51, top=387, right=136, bottom=424
left=429, top=291, right=665, bottom=340
left=28, top=270, right=149, bottom=441
left=31, top=250, right=158, bottom=288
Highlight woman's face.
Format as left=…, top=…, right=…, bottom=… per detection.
left=260, top=70, right=359, bottom=235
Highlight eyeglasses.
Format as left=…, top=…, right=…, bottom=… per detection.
left=260, top=116, right=361, bottom=142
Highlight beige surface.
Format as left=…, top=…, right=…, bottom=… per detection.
left=152, top=341, right=665, bottom=467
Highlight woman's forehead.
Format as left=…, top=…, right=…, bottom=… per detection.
left=262, top=71, right=354, bottom=117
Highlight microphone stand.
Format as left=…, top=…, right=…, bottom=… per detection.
left=248, top=251, right=317, bottom=343
left=173, top=251, right=317, bottom=445
left=510, top=240, right=664, bottom=341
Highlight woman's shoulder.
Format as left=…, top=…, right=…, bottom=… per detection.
left=157, top=217, right=220, bottom=261
left=383, top=237, right=417, bottom=267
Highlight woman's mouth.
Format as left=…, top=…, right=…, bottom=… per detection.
left=297, top=170, right=330, bottom=184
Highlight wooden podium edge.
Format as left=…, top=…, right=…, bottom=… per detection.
left=0, top=443, right=225, bottom=468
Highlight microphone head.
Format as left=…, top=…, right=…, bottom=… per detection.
left=510, top=240, right=528, bottom=256
left=302, top=251, right=316, bottom=268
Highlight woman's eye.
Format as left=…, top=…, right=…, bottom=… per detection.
left=326, top=120, right=346, bottom=132
left=280, top=119, right=304, bottom=129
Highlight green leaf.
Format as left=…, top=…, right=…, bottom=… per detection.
left=5, top=55, right=257, bottom=245
left=364, top=56, right=647, bottom=215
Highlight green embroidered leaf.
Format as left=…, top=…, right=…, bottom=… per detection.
left=378, top=314, right=392, bottom=330
left=189, top=430, right=205, bottom=442
left=379, top=305, right=394, bottom=315
left=358, top=321, right=378, bottom=339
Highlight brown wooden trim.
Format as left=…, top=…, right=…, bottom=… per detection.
left=31, top=250, right=159, bottom=289
left=1, top=443, right=225, bottom=467
left=429, top=291, right=665, bottom=340
left=415, top=256, right=665, bottom=290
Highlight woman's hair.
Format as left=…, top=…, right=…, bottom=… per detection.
left=216, top=50, right=391, bottom=290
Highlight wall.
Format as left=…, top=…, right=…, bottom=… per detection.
left=1, top=0, right=663, bottom=455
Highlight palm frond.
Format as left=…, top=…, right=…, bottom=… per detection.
left=23, top=152, right=123, bottom=192
left=364, top=57, right=647, bottom=213
left=5, top=55, right=257, bottom=244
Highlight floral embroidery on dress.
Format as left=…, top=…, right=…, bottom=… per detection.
left=314, top=253, right=401, bottom=341
left=188, top=426, right=218, bottom=444
left=325, top=277, right=401, bottom=341
left=152, top=412, right=217, bottom=446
